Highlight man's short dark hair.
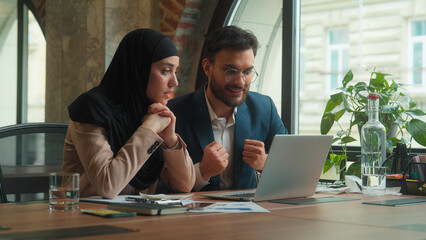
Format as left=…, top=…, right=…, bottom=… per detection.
left=202, top=25, right=259, bottom=61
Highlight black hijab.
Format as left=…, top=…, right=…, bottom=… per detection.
left=68, top=29, right=179, bottom=190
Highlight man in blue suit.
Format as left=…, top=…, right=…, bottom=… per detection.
left=168, top=26, right=287, bottom=191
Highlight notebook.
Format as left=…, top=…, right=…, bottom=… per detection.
left=201, top=134, right=333, bottom=202
left=107, top=202, right=188, bottom=215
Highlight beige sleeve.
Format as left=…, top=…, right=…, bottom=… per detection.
left=69, top=120, right=164, bottom=198
left=159, top=135, right=196, bottom=193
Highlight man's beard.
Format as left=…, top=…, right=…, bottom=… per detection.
left=209, top=73, right=249, bottom=107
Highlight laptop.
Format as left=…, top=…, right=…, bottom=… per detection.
left=201, top=135, right=333, bottom=202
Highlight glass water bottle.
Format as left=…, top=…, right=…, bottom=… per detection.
left=360, top=92, right=387, bottom=196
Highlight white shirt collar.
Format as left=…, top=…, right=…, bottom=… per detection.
left=204, top=88, right=237, bottom=124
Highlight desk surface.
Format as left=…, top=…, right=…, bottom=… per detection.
left=0, top=192, right=425, bottom=240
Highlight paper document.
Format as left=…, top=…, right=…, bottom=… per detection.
left=315, top=185, right=350, bottom=194
left=139, top=193, right=193, bottom=200
left=80, top=193, right=192, bottom=204
left=80, top=195, right=135, bottom=204
left=183, top=200, right=269, bottom=213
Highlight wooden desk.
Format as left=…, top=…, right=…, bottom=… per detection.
left=0, top=193, right=425, bottom=239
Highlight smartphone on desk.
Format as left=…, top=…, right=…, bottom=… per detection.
left=184, top=202, right=215, bottom=210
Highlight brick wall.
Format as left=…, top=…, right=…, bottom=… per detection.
left=160, top=0, right=186, bottom=39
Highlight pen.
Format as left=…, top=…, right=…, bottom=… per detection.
left=125, top=197, right=157, bottom=204
left=124, top=197, right=182, bottom=205
left=156, top=199, right=182, bottom=205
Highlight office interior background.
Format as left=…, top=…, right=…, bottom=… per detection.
left=1, top=0, right=426, bottom=179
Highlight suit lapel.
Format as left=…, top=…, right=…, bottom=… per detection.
left=234, top=102, right=255, bottom=188
left=192, top=87, right=214, bottom=152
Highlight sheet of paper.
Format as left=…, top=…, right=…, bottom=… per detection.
left=138, top=193, right=193, bottom=200
left=315, top=185, right=350, bottom=194
left=80, top=195, right=134, bottom=204
left=184, top=200, right=270, bottom=213
left=345, top=175, right=362, bottom=193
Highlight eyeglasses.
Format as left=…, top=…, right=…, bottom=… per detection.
left=212, top=62, right=258, bottom=84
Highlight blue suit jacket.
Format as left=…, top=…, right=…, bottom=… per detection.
left=167, top=86, right=287, bottom=191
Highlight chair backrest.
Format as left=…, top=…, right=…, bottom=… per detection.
left=0, top=122, right=68, bottom=202
left=0, top=165, right=7, bottom=203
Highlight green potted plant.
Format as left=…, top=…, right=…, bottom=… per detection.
left=320, top=68, right=426, bottom=178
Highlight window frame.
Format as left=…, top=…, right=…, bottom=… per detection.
left=281, top=0, right=299, bottom=134
left=15, top=0, right=44, bottom=124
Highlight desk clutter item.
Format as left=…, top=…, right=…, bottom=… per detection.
left=362, top=197, right=426, bottom=206
left=270, top=196, right=359, bottom=205
left=49, top=172, right=80, bottom=211
left=203, top=135, right=333, bottom=202
left=0, top=225, right=137, bottom=240
left=383, top=143, right=415, bottom=187
left=360, top=92, right=387, bottom=197
left=400, top=155, right=426, bottom=196
left=81, top=209, right=136, bottom=218
left=107, top=202, right=188, bottom=215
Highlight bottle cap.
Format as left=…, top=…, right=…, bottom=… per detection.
left=368, top=92, right=379, bottom=100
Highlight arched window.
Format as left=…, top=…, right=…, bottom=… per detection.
left=226, top=0, right=283, bottom=118
left=0, top=0, right=45, bottom=127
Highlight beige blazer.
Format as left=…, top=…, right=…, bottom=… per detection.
left=62, top=120, right=195, bottom=198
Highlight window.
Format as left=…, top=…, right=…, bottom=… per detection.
left=226, top=0, right=283, bottom=116
left=0, top=0, right=45, bottom=127
left=410, top=20, right=426, bottom=86
left=328, top=29, right=349, bottom=90
left=0, top=0, right=18, bottom=126
left=226, top=0, right=426, bottom=153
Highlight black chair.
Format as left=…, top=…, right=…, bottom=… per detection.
left=0, top=165, right=7, bottom=203
left=0, top=122, right=68, bottom=202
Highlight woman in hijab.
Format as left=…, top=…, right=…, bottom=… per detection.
left=62, top=29, right=195, bottom=198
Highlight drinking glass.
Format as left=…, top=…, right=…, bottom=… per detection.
left=49, top=172, right=79, bottom=210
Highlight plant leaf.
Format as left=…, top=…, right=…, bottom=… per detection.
left=353, top=82, right=368, bottom=92
left=406, top=119, right=426, bottom=146
left=405, top=109, right=426, bottom=116
left=400, top=136, right=411, bottom=145
left=320, top=112, right=335, bottom=134
left=340, top=136, right=357, bottom=144
left=345, top=160, right=361, bottom=178
left=334, top=109, right=346, bottom=122
left=409, top=99, right=417, bottom=109
left=342, top=69, right=354, bottom=87
left=370, top=71, right=391, bottom=89
left=381, top=105, right=397, bottom=114
left=323, top=158, right=334, bottom=174
left=386, top=139, right=395, bottom=154
left=329, top=153, right=342, bottom=165
left=324, top=93, right=344, bottom=113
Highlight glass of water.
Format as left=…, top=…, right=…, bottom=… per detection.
left=49, top=172, right=80, bottom=210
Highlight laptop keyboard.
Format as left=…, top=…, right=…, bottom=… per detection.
left=229, top=192, right=255, bottom=198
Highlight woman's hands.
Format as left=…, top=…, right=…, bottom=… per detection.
left=142, top=103, right=178, bottom=148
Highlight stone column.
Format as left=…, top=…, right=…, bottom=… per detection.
left=105, top=0, right=156, bottom=67
left=45, top=0, right=105, bottom=123
left=45, top=0, right=155, bottom=123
